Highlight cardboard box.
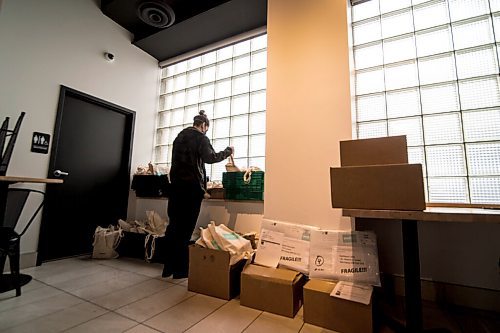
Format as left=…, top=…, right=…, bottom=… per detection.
left=303, top=279, right=373, bottom=333
left=340, top=135, right=408, bottom=167
left=188, top=245, right=247, bottom=300
left=240, top=264, right=306, bottom=318
left=330, top=164, right=426, bottom=210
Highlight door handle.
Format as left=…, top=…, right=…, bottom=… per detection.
left=54, top=169, right=69, bottom=177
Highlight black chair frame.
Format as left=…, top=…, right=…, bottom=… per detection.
left=0, top=112, right=25, bottom=176
left=0, top=187, right=45, bottom=296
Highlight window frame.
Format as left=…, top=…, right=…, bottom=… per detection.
left=154, top=30, right=268, bottom=182
left=351, top=0, right=500, bottom=205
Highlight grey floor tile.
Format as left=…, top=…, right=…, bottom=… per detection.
left=243, top=311, right=304, bottom=333
left=3, top=257, right=494, bottom=333
left=0, top=285, right=63, bottom=312
left=33, top=265, right=115, bottom=287
left=186, top=298, right=262, bottom=333
left=144, top=293, right=227, bottom=333
left=124, top=324, right=163, bottom=333
left=63, top=312, right=137, bottom=333
left=1, top=301, right=108, bottom=333
left=99, top=258, right=164, bottom=278
left=0, top=278, right=46, bottom=302
left=158, top=276, right=188, bottom=285
left=92, top=278, right=174, bottom=310
left=68, top=271, right=150, bottom=300
left=0, top=293, right=83, bottom=331
left=25, top=258, right=99, bottom=282
left=49, top=266, right=124, bottom=291
left=115, top=284, right=195, bottom=322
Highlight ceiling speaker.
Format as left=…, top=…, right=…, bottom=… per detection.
left=137, top=0, right=175, bottom=28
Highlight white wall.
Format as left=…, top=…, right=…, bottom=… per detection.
left=0, top=0, right=159, bottom=262
left=264, top=0, right=353, bottom=230
left=262, top=0, right=500, bottom=295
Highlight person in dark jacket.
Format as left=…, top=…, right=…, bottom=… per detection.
left=162, top=110, right=232, bottom=278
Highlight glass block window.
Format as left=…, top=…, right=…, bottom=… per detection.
left=351, top=0, right=500, bottom=205
left=155, top=34, right=267, bottom=181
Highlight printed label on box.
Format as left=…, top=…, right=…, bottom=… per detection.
left=309, top=230, right=380, bottom=286
left=330, top=281, right=373, bottom=305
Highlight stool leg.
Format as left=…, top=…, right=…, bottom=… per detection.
left=10, top=242, right=21, bottom=296
left=0, top=253, right=7, bottom=274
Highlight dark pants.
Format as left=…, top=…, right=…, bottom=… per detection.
left=163, top=183, right=203, bottom=276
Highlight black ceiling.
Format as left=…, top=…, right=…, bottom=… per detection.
left=101, top=0, right=268, bottom=62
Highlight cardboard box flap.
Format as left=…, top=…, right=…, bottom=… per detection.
left=243, top=264, right=301, bottom=285
left=190, top=245, right=231, bottom=270
left=304, top=279, right=337, bottom=293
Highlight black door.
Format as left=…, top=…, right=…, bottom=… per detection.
left=38, top=86, right=135, bottom=262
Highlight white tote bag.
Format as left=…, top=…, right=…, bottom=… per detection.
left=196, top=226, right=222, bottom=250
left=92, top=225, right=123, bottom=259
left=207, top=222, right=254, bottom=265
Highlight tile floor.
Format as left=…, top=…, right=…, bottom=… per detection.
left=0, top=257, right=498, bottom=332
left=0, top=257, right=334, bottom=333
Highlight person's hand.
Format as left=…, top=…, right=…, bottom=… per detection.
left=224, top=146, right=234, bottom=159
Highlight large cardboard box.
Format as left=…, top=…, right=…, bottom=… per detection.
left=330, top=163, right=426, bottom=210
left=303, top=279, right=373, bottom=333
left=340, top=135, right=408, bottom=166
left=188, top=245, right=247, bottom=300
left=240, top=264, right=306, bottom=318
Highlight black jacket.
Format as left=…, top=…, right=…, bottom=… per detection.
left=170, top=127, right=232, bottom=193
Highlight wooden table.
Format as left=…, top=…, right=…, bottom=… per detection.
left=0, top=176, right=63, bottom=226
left=0, top=176, right=64, bottom=184
left=343, top=207, right=500, bottom=333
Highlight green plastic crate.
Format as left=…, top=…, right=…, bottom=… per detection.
left=222, top=171, right=264, bottom=200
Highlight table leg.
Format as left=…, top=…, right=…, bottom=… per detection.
left=0, top=181, right=8, bottom=226
left=402, top=219, right=423, bottom=333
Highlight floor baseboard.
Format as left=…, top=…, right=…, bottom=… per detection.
left=2, top=252, right=38, bottom=273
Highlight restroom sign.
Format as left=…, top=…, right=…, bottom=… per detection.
left=31, top=132, right=50, bottom=154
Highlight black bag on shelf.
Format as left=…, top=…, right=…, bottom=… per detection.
left=131, top=175, right=170, bottom=197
